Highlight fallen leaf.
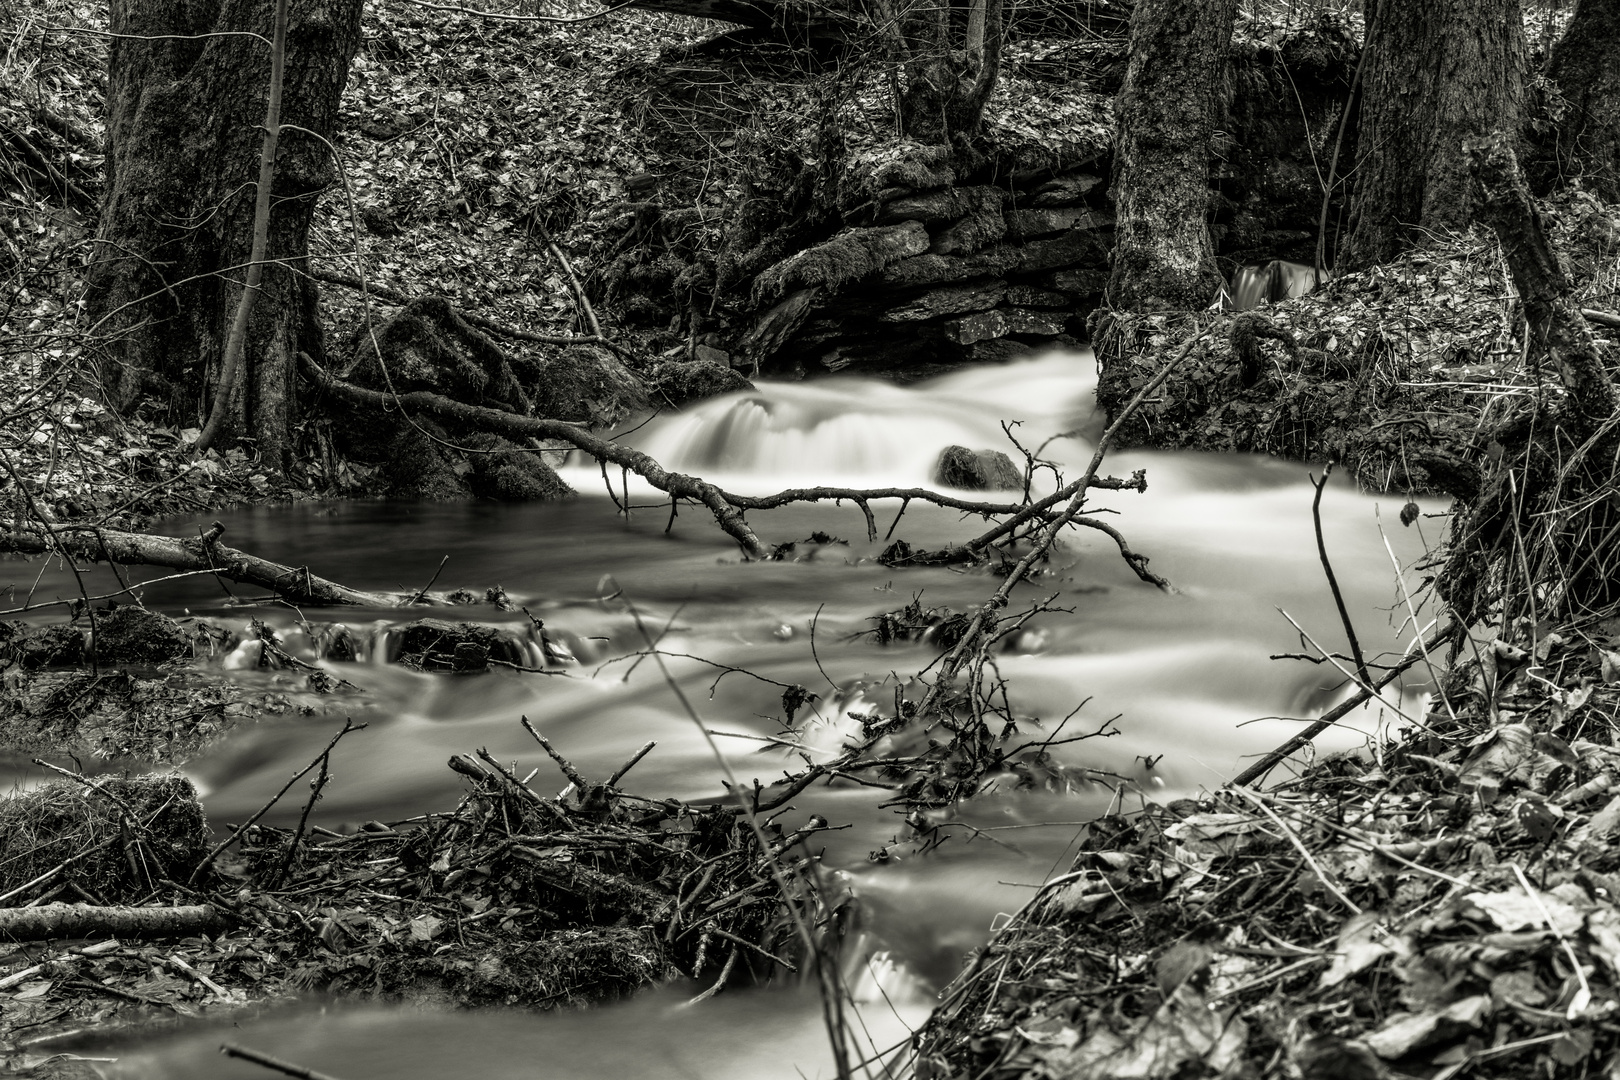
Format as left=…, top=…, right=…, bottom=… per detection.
left=1319, top=911, right=1391, bottom=990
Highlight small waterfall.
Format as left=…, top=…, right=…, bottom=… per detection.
left=1230, top=259, right=1326, bottom=310
left=624, top=353, right=1102, bottom=490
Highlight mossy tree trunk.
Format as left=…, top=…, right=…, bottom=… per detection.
left=1105, top=0, right=1238, bottom=311
left=1548, top=0, right=1620, bottom=202
left=85, top=0, right=362, bottom=471
left=1340, top=0, right=1526, bottom=270
left=883, top=0, right=1005, bottom=144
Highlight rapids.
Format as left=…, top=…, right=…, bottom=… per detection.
left=6, top=351, right=1444, bottom=1078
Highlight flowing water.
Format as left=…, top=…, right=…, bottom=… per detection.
left=5, top=351, right=1443, bottom=1078
left=1229, top=260, right=1325, bottom=310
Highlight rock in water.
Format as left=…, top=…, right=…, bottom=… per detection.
left=934, top=446, right=1022, bottom=490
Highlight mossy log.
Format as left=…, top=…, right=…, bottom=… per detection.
left=0, top=903, right=226, bottom=941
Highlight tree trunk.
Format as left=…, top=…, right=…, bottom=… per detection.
left=85, top=0, right=362, bottom=471
left=1105, top=0, right=1238, bottom=311
left=892, top=0, right=1004, bottom=143
left=1549, top=0, right=1620, bottom=202
left=1340, top=0, right=1526, bottom=270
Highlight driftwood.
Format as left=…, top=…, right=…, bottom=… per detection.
left=0, top=520, right=413, bottom=606
left=0, top=902, right=225, bottom=941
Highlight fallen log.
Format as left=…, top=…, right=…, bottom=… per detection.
left=0, top=902, right=226, bottom=941
left=0, top=520, right=411, bottom=606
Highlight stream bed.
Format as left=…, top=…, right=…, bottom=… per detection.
left=6, top=352, right=1443, bottom=1079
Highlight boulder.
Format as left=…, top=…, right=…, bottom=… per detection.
left=878, top=185, right=1006, bottom=225
left=943, top=310, right=1010, bottom=346
left=463, top=434, right=572, bottom=502
left=882, top=228, right=1109, bottom=289
left=1005, top=308, right=1070, bottom=336
left=934, top=446, right=1023, bottom=491
left=1005, top=285, right=1072, bottom=308
left=1039, top=268, right=1110, bottom=295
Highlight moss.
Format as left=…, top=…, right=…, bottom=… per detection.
left=463, top=433, right=572, bottom=502
left=752, top=222, right=930, bottom=305
left=92, top=606, right=191, bottom=666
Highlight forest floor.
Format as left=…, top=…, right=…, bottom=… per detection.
left=8, top=0, right=1620, bottom=1077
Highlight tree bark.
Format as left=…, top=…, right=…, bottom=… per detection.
left=85, top=0, right=362, bottom=470
left=892, top=0, right=1004, bottom=142
left=1548, top=0, right=1620, bottom=202
left=1106, top=0, right=1238, bottom=311
left=1340, top=0, right=1527, bottom=270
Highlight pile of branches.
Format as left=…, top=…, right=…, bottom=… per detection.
left=913, top=619, right=1620, bottom=1079
left=0, top=719, right=838, bottom=1053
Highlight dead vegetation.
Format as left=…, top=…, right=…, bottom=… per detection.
left=0, top=720, right=840, bottom=1063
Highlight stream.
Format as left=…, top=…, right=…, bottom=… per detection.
left=6, top=351, right=1443, bottom=1078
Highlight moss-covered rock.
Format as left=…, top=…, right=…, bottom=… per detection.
left=752, top=222, right=930, bottom=305
left=92, top=606, right=192, bottom=666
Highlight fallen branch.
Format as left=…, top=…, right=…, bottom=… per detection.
left=0, top=519, right=434, bottom=606
left=0, top=902, right=226, bottom=941
left=1228, top=627, right=1450, bottom=787
left=303, top=355, right=1152, bottom=560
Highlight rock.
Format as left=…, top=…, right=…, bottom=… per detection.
left=934, top=446, right=1023, bottom=491
left=692, top=344, right=731, bottom=366
left=1031, top=173, right=1104, bottom=207
left=882, top=228, right=1110, bottom=289
left=527, top=346, right=651, bottom=427
left=1005, top=308, right=1070, bottom=336
left=93, top=606, right=192, bottom=666
left=1005, top=285, right=1072, bottom=308
left=651, top=359, right=755, bottom=407
left=929, top=208, right=1007, bottom=255
left=0, top=622, right=84, bottom=670
left=1039, top=268, right=1110, bottom=295
left=965, top=339, right=1040, bottom=364
left=348, top=296, right=531, bottom=413
left=881, top=280, right=1007, bottom=322
left=838, top=142, right=958, bottom=211
left=943, top=310, right=1010, bottom=346
left=740, top=287, right=821, bottom=370
left=753, top=222, right=930, bottom=305
left=463, top=434, right=572, bottom=502
left=1005, top=207, right=1113, bottom=240
left=392, top=620, right=526, bottom=673
left=879, top=185, right=1005, bottom=225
